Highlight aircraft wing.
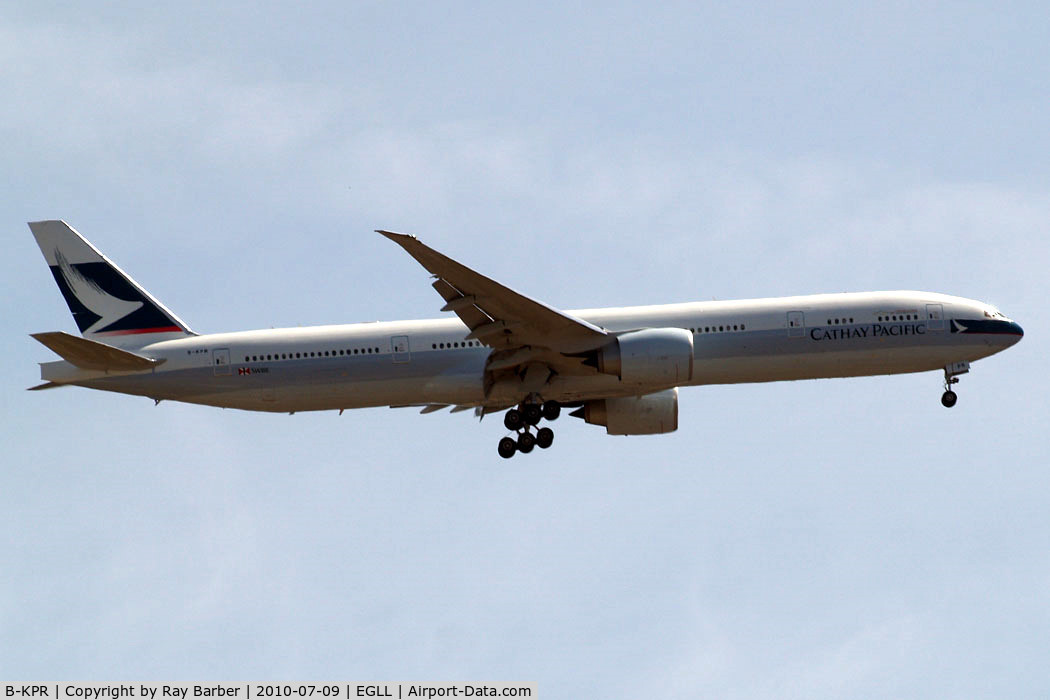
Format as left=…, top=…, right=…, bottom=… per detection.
left=378, top=231, right=609, bottom=354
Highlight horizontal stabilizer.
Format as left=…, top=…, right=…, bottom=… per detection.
left=31, top=331, right=164, bottom=371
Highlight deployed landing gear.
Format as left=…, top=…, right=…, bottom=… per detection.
left=504, top=409, right=523, bottom=431
left=542, top=401, right=561, bottom=421
left=523, top=403, right=542, bottom=426
left=496, top=400, right=562, bottom=458
left=498, top=437, right=517, bottom=459
left=941, top=361, right=969, bottom=409
left=518, top=431, right=536, bottom=453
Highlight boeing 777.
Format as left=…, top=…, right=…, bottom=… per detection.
left=27, top=220, right=1024, bottom=458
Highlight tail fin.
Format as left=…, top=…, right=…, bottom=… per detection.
left=28, top=220, right=195, bottom=347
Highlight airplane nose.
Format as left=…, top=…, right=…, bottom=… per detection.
left=1010, top=321, right=1024, bottom=338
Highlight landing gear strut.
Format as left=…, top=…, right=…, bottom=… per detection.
left=496, top=400, right=561, bottom=458
left=941, top=361, right=969, bottom=408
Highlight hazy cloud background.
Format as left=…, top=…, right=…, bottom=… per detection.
left=2, top=2, right=1048, bottom=697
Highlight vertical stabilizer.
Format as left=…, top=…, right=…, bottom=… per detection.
left=29, top=220, right=195, bottom=347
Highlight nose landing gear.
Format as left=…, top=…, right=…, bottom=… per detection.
left=497, top=400, right=561, bottom=458
left=941, top=361, right=970, bottom=408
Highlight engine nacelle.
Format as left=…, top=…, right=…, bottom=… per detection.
left=573, top=388, right=679, bottom=435
left=595, top=327, right=694, bottom=387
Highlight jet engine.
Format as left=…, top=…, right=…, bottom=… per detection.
left=571, top=387, right=679, bottom=435
left=590, top=327, right=694, bottom=387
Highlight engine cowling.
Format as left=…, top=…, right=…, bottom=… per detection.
left=594, top=327, right=694, bottom=387
left=573, top=388, right=679, bottom=435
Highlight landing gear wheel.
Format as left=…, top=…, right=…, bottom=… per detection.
left=523, top=403, right=542, bottom=426
left=498, top=437, right=517, bottom=459
left=518, top=431, right=536, bottom=453
left=536, top=427, right=554, bottom=449
left=504, top=409, right=523, bottom=431
left=542, top=401, right=561, bottom=421
left=941, top=363, right=967, bottom=409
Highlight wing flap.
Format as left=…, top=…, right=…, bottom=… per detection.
left=431, top=278, right=493, bottom=331
left=27, top=381, right=65, bottom=391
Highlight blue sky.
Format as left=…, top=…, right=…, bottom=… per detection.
left=2, top=2, right=1048, bottom=697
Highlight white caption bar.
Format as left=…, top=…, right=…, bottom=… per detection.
left=3, top=685, right=536, bottom=700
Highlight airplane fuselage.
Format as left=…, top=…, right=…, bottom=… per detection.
left=41, top=290, right=1023, bottom=413
left=28, top=220, right=1024, bottom=455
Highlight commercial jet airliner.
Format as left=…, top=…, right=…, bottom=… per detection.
left=28, top=220, right=1023, bottom=458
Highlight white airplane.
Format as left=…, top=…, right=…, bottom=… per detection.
left=28, top=220, right=1024, bottom=458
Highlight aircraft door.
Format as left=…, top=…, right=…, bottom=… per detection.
left=787, top=311, right=805, bottom=338
left=392, top=335, right=410, bottom=363
left=213, top=348, right=231, bottom=375
left=927, top=304, right=945, bottom=331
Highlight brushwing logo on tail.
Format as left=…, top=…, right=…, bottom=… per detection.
left=54, top=250, right=143, bottom=334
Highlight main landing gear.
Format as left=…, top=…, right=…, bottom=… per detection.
left=498, top=400, right=561, bottom=458
left=941, top=361, right=970, bottom=408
